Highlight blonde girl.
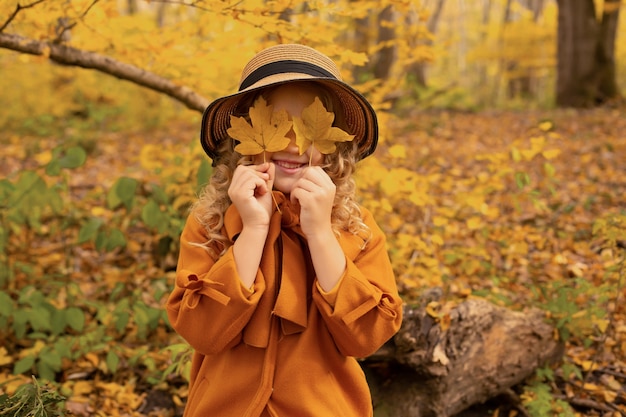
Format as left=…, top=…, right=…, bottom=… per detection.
left=166, top=44, right=403, bottom=417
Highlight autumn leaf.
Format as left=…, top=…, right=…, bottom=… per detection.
left=228, top=96, right=293, bottom=158
left=293, top=97, right=355, bottom=157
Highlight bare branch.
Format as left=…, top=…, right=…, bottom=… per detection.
left=151, top=0, right=213, bottom=13
left=81, top=0, right=101, bottom=17
left=52, top=0, right=101, bottom=44
left=0, top=32, right=209, bottom=112
left=152, top=0, right=287, bottom=15
left=0, top=0, right=47, bottom=33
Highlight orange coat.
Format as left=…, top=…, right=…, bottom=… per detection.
left=166, top=192, right=403, bottom=417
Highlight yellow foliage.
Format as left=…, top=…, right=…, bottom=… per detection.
left=0, top=373, right=30, bottom=394
left=18, top=340, right=46, bottom=359
left=0, top=0, right=433, bottom=136
left=0, top=347, right=12, bottom=366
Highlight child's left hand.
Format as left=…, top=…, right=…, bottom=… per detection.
left=290, top=166, right=335, bottom=239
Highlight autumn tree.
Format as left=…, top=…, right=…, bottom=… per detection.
left=503, top=0, right=546, bottom=99
left=407, top=0, right=446, bottom=88
left=556, top=0, right=623, bottom=107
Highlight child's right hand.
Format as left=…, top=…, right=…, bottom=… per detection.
left=228, top=162, right=275, bottom=229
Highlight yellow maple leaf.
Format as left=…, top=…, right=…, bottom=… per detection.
left=229, top=96, right=293, bottom=158
left=293, top=97, right=355, bottom=158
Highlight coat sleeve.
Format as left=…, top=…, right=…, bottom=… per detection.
left=312, top=209, right=403, bottom=358
left=165, top=212, right=265, bottom=355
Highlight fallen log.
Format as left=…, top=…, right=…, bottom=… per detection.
left=362, top=297, right=564, bottom=417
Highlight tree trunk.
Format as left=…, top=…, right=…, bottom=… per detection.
left=597, top=0, right=621, bottom=101
left=408, top=0, right=446, bottom=88
left=372, top=5, right=396, bottom=80
left=127, top=0, right=139, bottom=15
left=556, top=0, right=623, bottom=107
left=350, top=1, right=372, bottom=82
left=361, top=298, right=564, bottom=417
left=506, top=0, right=545, bottom=100
left=528, top=0, right=545, bottom=21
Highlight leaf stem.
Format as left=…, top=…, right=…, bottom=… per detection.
left=272, top=190, right=281, bottom=213
left=263, top=154, right=281, bottom=213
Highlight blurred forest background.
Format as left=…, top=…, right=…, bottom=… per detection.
left=0, top=0, right=625, bottom=416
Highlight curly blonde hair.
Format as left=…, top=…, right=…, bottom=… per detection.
left=191, top=82, right=371, bottom=259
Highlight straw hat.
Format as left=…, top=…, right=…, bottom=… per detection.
left=200, top=44, right=378, bottom=162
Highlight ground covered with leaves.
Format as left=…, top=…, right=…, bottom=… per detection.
left=1, top=108, right=624, bottom=416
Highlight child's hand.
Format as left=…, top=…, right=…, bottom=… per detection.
left=229, top=163, right=275, bottom=229
left=290, top=166, right=335, bottom=239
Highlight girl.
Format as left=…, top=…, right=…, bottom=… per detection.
left=166, top=43, right=403, bottom=417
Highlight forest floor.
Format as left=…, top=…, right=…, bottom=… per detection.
left=1, top=107, right=625, bottom=416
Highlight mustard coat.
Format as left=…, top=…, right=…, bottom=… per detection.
left=166, top=192, right=403, bottom=417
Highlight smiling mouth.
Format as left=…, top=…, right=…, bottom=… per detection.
left=274, top=160, right=305, bottom=170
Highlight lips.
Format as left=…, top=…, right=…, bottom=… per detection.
left=274, top=160, right=305, bottom=170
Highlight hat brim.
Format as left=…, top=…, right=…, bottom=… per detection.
left=200, top=75, right=378, bottom=162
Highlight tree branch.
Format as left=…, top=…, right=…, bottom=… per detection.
left=0, top=32, right=210, bottom=113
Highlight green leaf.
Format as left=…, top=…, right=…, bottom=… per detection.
left=115, top=311, right=129, bottom=333
left=10, top=171, right=46, bottom=206
left=116, top=177, right=138, bottom=209
left=58, top=146, right=87, bottom=169
left=106, top=187, right=122, bottom=209
left=47, top=188, right=64, bottom=214
left=106, top=350, right=119, bottom=374
left=14, top=356, right=35, bottom=374
left=95, top=230, right=107, bottom=251
left=515, top=172, right=530, bottom=189
left=36, top=360, right=56, bottom=381
left=29, top=306, right=52, bottom=332
left=107, top=177, right=138, bottom=210
left=0, top=291, right=14, bottom=317
left=65, top=307, right=85, bottom=332
left=54, top=342, right=72, bottom=362
left=105, top=228, right=127, bottom=251
left=133, top=304, right=149, bottom=327
left=20, top=287, right=44, bottom=306
left=149, top=184, right=169, bottom=205
left=50, top=309, right=66, bottom=336
left=46, top=159, right=61, bottom=176
left=146, top=306, right=162, bottom=330
left=40, top=349, right=62, bottom=371
left=0, top=226, right=8, bottom=258
left=142, top=199, right=168, bottom=233
left=13, top=311, right=28, bottom=339
left=78, top=217, right=104, bottom=244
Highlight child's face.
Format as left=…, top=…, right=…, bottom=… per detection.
left=252, top=83, right=325, bottom=195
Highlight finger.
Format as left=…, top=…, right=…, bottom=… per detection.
left=290, top=186, right=304, bottom=206
left=267, top=162, right=276, bottom=191
left=250, top=162, right=271, bottom=181
left=233, top=164, right=271, bottom=187
left=253, top=178, right=269, bottom=197
left=230, top=167, right=269, bottom=199
left=251, top=163, right=273, bottom=197
left=302, top=166, right=334, bottom=187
